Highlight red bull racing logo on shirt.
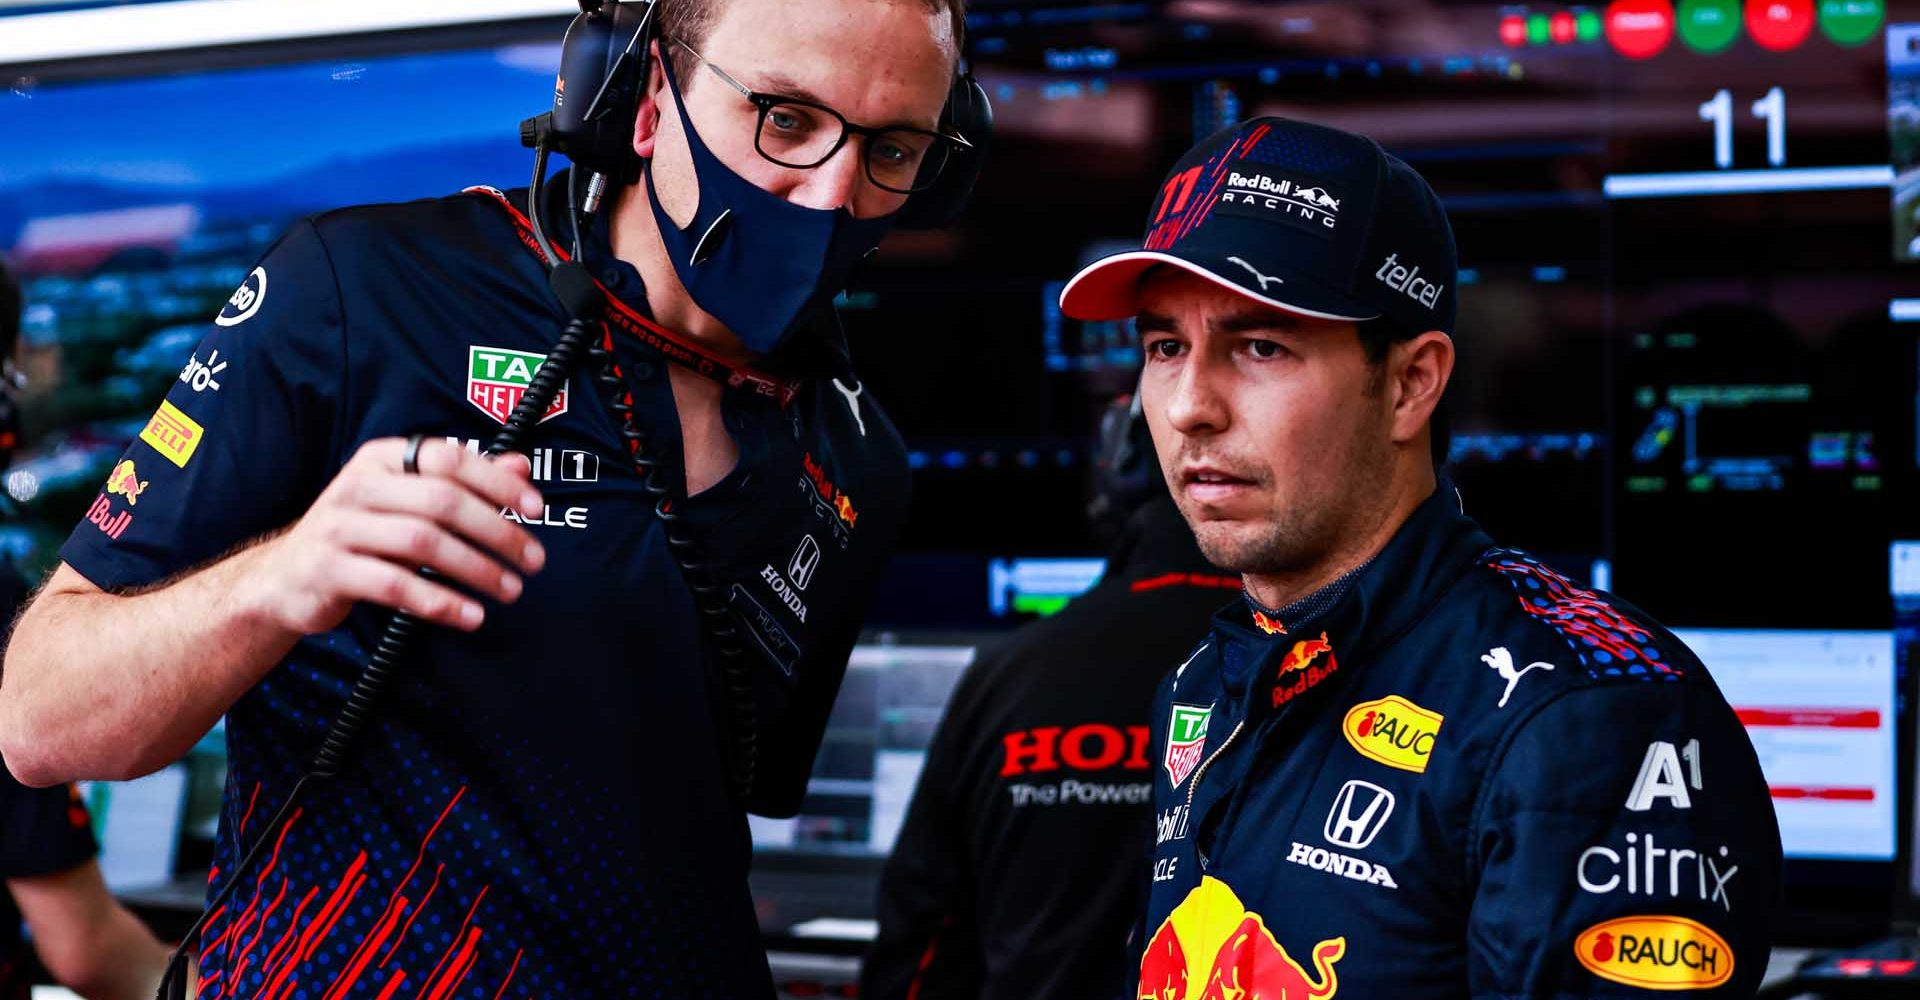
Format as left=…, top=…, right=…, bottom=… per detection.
left=1139, top=876, right=1345, bottom=1000
left=1341, top=695, right=1443, bottom=773
left=1575, top=915, right=1733, bottom=990
left=802, top=451, right=858, bottom=528
left=467, top=346, right=568, bottom=425
left=1164, top=704, right=1211, bottom=789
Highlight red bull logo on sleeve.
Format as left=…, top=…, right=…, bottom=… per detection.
left=1164, top=704, right=1212, bottom=789
left=84, top=493, right=132, bottom=540
left=1575, top=915, right=1733, bottom=990
left=1139, top=876, right=1346, bottom=1000
left=105, top=460, right=147, bottom=506
left=1341, top=695, right=1443, bottom=773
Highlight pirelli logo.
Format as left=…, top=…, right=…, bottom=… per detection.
left=140, top=400, right=203, bottom=468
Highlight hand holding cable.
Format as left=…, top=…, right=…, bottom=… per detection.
left=244, top=435, right=547, bottom=635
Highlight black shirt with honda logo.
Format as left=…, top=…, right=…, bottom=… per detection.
left=864, top=498, right=1234, bottom=1000
left=56, top=176, right=909, bottom=997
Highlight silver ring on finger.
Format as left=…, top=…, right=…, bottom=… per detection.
left=402, top=433, right=428, bottom=476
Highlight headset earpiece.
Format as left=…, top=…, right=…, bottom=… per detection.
left=548, top=0, right=656, bottom=185
left=897, top=66, right=993, bottom=230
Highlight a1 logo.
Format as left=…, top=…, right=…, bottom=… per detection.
left=1625, top=738, right=1702, bottom=811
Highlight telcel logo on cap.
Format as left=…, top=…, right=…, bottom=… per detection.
left=1375, top=253, right=1445, bottom=311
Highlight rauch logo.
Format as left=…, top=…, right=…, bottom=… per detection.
left=1575, top=915, right=1733, bottom=990
left=1341, top=695, right=1443, bottom=773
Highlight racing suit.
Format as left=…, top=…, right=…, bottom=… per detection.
left=1138, top=484, right=1781, bottom=999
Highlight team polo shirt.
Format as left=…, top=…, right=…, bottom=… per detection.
left=58, top=178, right=909, bottom=998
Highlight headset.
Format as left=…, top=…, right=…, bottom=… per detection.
left=1088, top=390, right=1162, bottom=531
left=533, top=0, right=993, bottom=231
left=157, top=7, right=987, bottom=995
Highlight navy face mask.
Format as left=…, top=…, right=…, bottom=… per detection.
left=646, top=53, right=897, bottom=356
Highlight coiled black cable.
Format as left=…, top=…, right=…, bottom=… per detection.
left=583, top=336, right=757, bottom=798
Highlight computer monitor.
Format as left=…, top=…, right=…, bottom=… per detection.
left=749, top=641, right=977, bottom=859
left=1671, top=629, right=1899, bottom=863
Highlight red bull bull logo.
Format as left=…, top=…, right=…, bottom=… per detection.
left=1139, top=876, right=1346, bottom=1000
left=105, top=460, right=147, bottom=506
left=1252, top=610, right=1287, bottom=635
left=1272, top=633, right=1337, bottom=709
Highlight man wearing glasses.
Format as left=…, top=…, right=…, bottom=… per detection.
left=1, top=0, right=968, bottom=994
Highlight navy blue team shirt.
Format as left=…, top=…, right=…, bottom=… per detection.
left=58, top=177, right=909, bottom=998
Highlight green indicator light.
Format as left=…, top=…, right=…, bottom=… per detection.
left=1677, top=0, right=1740, bottom=53
left=1013, top=594, right=1073, bottom=616
left=1529, top=12, right=1553, bottom=43
left=1577, top=9, right=1604, bottom=39
left=1819, top=0, right=1883, bottom=46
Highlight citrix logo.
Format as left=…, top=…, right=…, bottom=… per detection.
left=1578, top=832, right=1738, bottom=912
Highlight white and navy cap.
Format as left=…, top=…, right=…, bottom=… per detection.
left=1060, top=116, right=1458, bottom=336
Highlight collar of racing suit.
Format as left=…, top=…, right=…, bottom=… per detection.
left=1173, top=480, right=1494, bottom=867
left=1195, top=479, right=1494, bottom=724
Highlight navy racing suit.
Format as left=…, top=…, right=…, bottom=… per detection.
left=1138, top=485, right=1780, bottom=1000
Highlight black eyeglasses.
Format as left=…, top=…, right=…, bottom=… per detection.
left=672, top=37, right=971, bottom=195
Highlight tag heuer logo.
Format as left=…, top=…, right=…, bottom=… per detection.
left=1164, top=703, right=1212, bottom=788
left=467, top=346, right=567, bottom=425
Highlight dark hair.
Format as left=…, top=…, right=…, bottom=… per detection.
left=0, top=260, right=18, bottom=358
left=1356, top=316, right=1450, bottom=469
left=658, top=0, right=966, bottom=83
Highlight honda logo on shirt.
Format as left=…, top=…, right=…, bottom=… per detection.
left=789, top=535, right=821, bottom=591
left=1323, top=780, right=1395, bottom=850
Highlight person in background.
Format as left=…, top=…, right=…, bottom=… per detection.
left=864, top=395, right=1234, bottom=1000
left=0, top=261, right=173, bottom=1000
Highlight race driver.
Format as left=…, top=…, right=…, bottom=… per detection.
left=1057, top=116, right=1782, bottom=999
left=0, top=0, right=968, bottom=993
